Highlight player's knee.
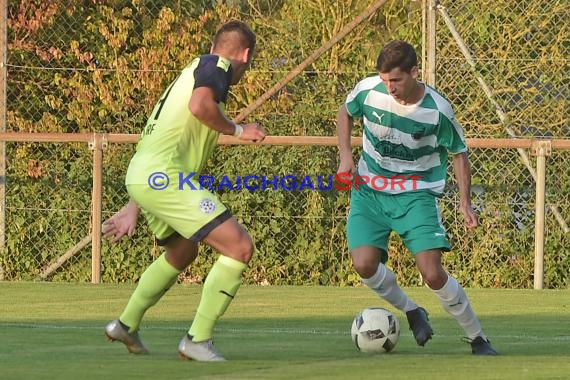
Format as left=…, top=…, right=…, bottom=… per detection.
left=421, top=269, right=447, bottom=290
left=234, top=230, right=254, bottom=263
left=351, top=256, right=378, bottom=279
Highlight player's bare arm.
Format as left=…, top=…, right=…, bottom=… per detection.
left=189, top=86, right=265, bottom=142
left=336, top=105, right=356, bottom=175
left=453, top=152, right=479, bottom=229
left=102, top=198, right=140, bottom=243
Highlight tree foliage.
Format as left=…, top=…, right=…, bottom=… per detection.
left=2, top=0, right=568, bottom=288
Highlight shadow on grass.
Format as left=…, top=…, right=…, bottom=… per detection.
left=2, top=313, right=569, bottom=360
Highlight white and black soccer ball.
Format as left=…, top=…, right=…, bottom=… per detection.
left=351, top=307, right=400, bottom=353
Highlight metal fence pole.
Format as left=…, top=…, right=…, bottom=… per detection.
left=418, top=0, right=437, bottom=286
left=0, top=0, right=7, bottom=280
left=532, top=140, right=551, bottom=290
left=424, top=0, right=437, bottom=87
left=89, top=133, right=106, bottom=283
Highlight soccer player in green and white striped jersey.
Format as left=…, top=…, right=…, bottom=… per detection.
left=336, top=40, right=497, bottom=355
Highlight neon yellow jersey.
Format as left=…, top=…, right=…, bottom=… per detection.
left=125, top=55, right=233, bottom=185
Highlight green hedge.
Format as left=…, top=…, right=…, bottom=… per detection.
left=3, top=0, right=568, bottom=288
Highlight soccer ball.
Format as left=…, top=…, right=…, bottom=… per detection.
left=351, top=307, right=400, bottom=353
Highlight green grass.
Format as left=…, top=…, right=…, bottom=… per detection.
left=1, top=283, right=569, bottom=380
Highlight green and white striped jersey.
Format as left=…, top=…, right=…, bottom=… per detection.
left=345, top=76, right=467, bottom=195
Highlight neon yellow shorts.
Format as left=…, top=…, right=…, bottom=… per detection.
left=127, top=182, right=230, bottom=245
left=347, top=186, right=450, bottom=260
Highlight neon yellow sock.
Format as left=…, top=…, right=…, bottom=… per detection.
left=119, top=253, right=181, bottom=332
left=188, top=255, right=247, bottom=341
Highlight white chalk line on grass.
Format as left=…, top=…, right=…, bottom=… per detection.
left=1, top=322, right=570, bottom=341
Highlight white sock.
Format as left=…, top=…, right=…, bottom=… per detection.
left=361, top=263, right=418, bottom=312
left=431, top=274, right=486, bottom=340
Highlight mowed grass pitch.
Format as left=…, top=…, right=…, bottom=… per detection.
left=0, top=283, right=569, bottom=380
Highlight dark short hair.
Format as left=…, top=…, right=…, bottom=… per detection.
left=213, top=20, right=256, bottom=52
left=376, top=40, right=418, bottom=73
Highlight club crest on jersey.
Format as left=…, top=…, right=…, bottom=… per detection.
left=199, top=199, right=216, bottom=214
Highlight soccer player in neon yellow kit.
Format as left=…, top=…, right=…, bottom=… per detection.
left=336, top=40, right=497, bottom=355
left=102, top=20, right=266, bottom=361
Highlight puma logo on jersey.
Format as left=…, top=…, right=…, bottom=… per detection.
left=372, top=111, right=385, bottom=124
